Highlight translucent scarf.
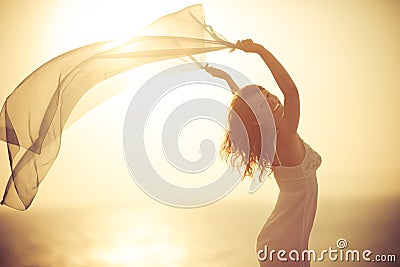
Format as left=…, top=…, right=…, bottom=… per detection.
left=0, top=4, right=234, bottom=210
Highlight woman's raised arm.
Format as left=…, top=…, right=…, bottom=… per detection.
left=236, top=39, right=300, bottom=135
left=204, top=64, right=240, bottom=94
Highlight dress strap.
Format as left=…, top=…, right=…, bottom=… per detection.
left=275, top=150, right=283, bottom=166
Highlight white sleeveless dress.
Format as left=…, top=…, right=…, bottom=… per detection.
left=256, top=141, right=322, bottom=266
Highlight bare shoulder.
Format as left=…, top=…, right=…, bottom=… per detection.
left=275, top=133, right=305, bottom=167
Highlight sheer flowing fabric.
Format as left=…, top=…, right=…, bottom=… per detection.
left=0, top=4, right=234, bottom=210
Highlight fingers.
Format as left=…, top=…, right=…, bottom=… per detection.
left=235, top=39, right=253, bottom=45
left=204, top=65, right=218, bottom=76
left=204, top=64, right=213, bottom=73
left=235, top=39, right=254, bottom=52
left=237, top=39, right=254, bottom=45
left=205, top=64, right=217, bottom=72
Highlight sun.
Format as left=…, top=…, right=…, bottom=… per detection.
left=54, top=0, right=197, bottom=46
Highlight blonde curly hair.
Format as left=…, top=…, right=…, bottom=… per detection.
left=220, top=85, right=274, bottom=180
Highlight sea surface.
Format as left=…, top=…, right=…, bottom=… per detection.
left=0, top=196, right=399, bottom=267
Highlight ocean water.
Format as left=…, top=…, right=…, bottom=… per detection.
left=0, top=196, right=399, bottom=267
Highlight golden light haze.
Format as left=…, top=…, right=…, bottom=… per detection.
left=0, top=1, right=399, bottom=267
left=0, top=0, right=399, bottom=206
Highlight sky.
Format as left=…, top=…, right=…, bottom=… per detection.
left=1, top=0, right=399, bottom=209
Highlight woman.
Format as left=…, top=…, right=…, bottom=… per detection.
left=206, top=39, right=322, bottom=266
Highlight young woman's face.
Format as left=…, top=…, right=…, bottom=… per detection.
left=262, top=90, right=284, bottom=123
left=245, top=86, right=284, bottom=128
